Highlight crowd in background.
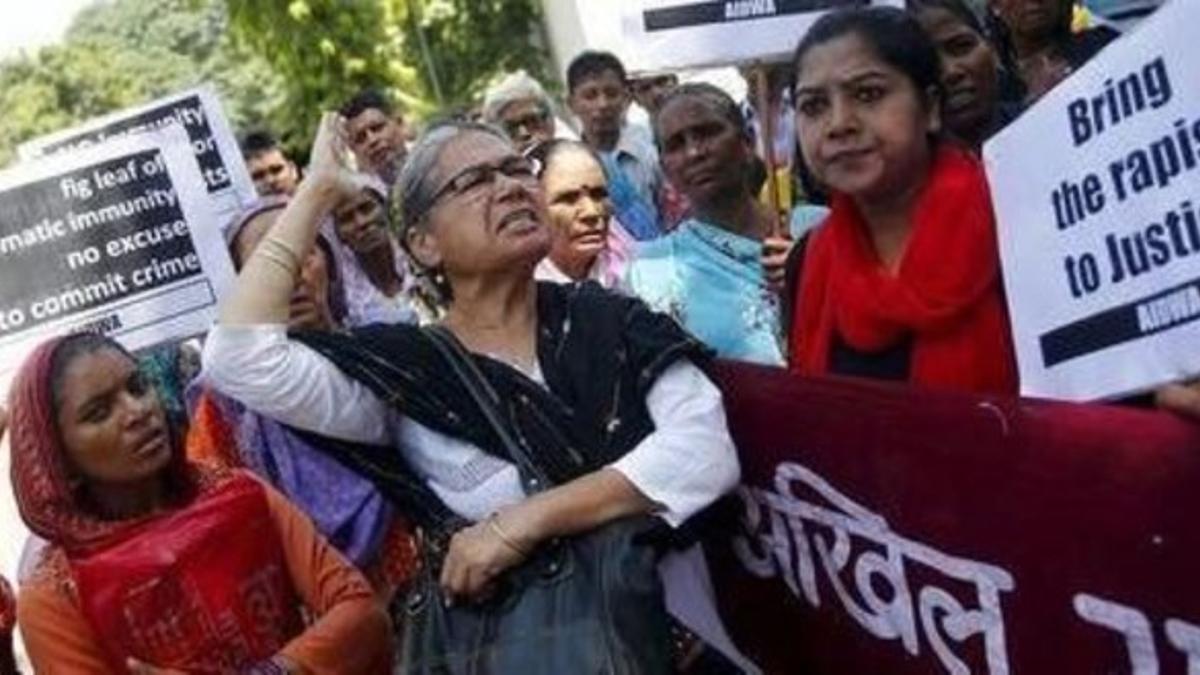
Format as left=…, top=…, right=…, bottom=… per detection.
left=0, top=1, right=1193, bottom=672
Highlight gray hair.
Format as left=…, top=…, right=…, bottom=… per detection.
left=390, top=119, right=511, bottom=310
left=391, top=118, right=510, bottom=238
left=653, top=82, right=750, bottom=149
left=481, top=70, right=554, bottom=124
left=527, top=139, right=602, bottom=180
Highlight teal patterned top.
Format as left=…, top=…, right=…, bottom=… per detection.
left=626, top=218, right=784, bottom=366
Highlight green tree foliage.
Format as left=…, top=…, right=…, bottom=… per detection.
left=389, top=0, right=554, bottom=110
left=225, top=0, right=411, bottom=154
left=0, top=0, right=284, bottom=167
left=226, top=0, right=553, bottom=143
left=0, top=0, right=553, bottom=167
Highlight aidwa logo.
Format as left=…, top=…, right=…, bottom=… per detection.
left=725, top=0, right=778, bottom=20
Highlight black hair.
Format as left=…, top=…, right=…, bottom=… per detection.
left=527, top=139, right=602, bottom=179
left=905, top=0, right=985, bottom=34
left=907, top=0, right=1028, bottom=107
left=793, top=148, right=829, bottom=206
left=566, top=50, right=628, bottom=94
left=340, top=88, right=396, bottom=120
left=652, top=82, right=750, bottom=148
left=48, top=332, right=194, bottom=509
left=747, top=155, right=768, bottom=196
left=983, top=1, right=1071, bottom=100
left=791, top=6, right=944, bottom=104
left=240, top=129, right=281, bottom=159
left=49, top=333, right=133, bottom=415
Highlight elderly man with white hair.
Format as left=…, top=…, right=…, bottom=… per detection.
left=482, top=70, right=576, bottom=154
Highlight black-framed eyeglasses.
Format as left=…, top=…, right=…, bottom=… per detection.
left=501, top=111, right=551, bottom=137
left=424, top=155, right=541, bottom=212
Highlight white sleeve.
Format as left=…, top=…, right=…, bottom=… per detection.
left=200, top=324, right=391, bottom=445
left=609, top=360, right=741, bottom=528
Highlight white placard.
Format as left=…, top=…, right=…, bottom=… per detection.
left=984, top=0, right=1200, bottom=401
left=577, top=0, right=887, bottom=73
left=0, top=125, right=235, bottom=396
left=19, top=84, right=256, bottom=225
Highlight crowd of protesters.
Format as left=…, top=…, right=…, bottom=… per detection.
left=1, top=1, right=1195, bottom=672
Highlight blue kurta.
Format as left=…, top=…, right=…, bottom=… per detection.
left=626, top=218, right=784, bottom=366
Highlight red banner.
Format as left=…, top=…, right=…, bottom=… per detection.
left=708, top=362, right=1200, bottom=675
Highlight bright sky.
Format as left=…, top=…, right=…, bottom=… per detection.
left=0, top=0, right=94, bottom=59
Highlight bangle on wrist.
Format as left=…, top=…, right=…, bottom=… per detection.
left=262, top=236, right=303, bottom=268
left=254, top=245, right=298, bottom=279
left=253, top=237, right=302, bottom=278
left=487, top=512, right=532, bottom=557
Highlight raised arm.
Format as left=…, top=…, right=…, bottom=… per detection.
left=205, top=114, right=390, bottom=445
left=220, top=113, right=367, bottom=326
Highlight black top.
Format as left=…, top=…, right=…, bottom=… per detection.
left=829, top=335, right=912, bottom=382
left=781, top=230, right=914, bottom=382
left=1063, top=26, right=1120, bottom=69
left=986, top=102, right=1026, bottom=142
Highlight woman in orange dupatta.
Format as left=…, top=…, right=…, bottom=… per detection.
left=9, top=333, right=392, bottom=673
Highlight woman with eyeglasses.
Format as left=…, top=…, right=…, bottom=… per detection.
left=202, top=114, right=750, bottom=673
left=482, top=71, right=561, bottom=155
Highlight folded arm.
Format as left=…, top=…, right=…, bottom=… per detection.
left=440, top=360, right=740, bottom=602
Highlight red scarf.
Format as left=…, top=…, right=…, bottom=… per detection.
left=70, top=474, right=302, bottom=672
left=789, top=145, right=1017, bottom=394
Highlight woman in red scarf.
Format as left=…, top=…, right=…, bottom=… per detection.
left=786, top=6, right=1018, bottom=394
left=8, top=333, right=392, bottom=673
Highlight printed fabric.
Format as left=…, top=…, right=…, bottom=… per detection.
left=627, top=219, right=784, bottom=366
left=7, top=337, right=302, bottom=672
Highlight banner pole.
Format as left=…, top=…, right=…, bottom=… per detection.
left=755, top=63, right=783, bottom=238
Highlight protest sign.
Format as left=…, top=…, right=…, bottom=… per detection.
left=984, top=0, right=1200, bottom=400
left=19, top=85, right=255, bottom=224
left=576, top=0, right=892, bottom=73
left=708, top=362, right=1200, bottom=675
left=0, top=125, right=234, bottom=395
